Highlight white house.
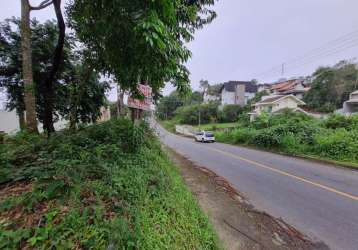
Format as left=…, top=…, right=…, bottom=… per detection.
left=203, top=92, right=220, bottom=103
left=343, top=90, right=358, bottom=115
left=249, top=94, right=306, bottom=121
left=220, top=81, right=258, bottom=107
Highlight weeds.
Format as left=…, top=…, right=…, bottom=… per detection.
left=0, top=119, right=220, bottom=249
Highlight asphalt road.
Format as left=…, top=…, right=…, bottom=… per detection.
left=155, top=123, right=358, bottom=250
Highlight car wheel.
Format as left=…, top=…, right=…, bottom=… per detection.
left=201, top=138, right=204, bottom=143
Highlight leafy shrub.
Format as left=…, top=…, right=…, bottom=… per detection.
left=219, top=104, right=245, bottom=123
left=323, top=114, right=352, bottom=129
left=232, top=128, right=258, bottom=144
left=0, top=119, right=220, bottom=249
left=314, top=129, right=358, bottom=162
left=280, top=134, right=309, bottom=154
left=268, top=110, right=313, bottom=127
left=252, top=129, right=281, bottom=148
left=175, top=103, right=219, bottom=125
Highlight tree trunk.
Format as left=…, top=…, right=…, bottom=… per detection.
left=69, top=65, right=94, bottom=130
left=42, top=0, right=66, bottom=135
left=21, top=0, right=38, bottom=134
left=18, top=109, right=26, bottom=131
left=117, top=85, right=125, bottom=117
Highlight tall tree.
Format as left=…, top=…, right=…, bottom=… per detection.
left=20, top=0, right=38, bottom=133
left=1, top=18, right=108, bottom=131
left=42, top=0, right=66, bottom=134
left=67, top=0, right=216, bottom=101
left=18, top=0, right=66, bottom=134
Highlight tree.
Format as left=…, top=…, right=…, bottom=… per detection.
left=156, top=92, right=184, bottom=120
left=42, top=0, right=66, bottom=134
left=67, top=0, right=216, bottom=101
left=303, top=61, right=358, bottom=112
left=20, top=0, right=38, bottom=133
left=0, top=18, right=108, bottom=131
left=17, top=0, right=66, bottom=134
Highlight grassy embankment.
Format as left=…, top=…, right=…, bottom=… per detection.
left=214, top=112, right=358, bottom=169
left=194, top=123, right=237, bottom=131
left=0, top=119, right=221, bottom=249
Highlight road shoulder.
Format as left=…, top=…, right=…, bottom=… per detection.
left=165, top=147, right=329, bottom=250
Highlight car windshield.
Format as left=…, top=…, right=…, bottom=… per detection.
left=205, top=132, right=214, bottom=137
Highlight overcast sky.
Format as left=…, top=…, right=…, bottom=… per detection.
left=1, top=0, right=358, bottom=102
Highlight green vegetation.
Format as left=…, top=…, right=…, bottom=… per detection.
left=0, top=120, right=220, bottom=249
left=215, top=111, right=358, bottom=166
left=303, top=60, right=358, bottom=112
left=194, top=122, right=238, bottom=131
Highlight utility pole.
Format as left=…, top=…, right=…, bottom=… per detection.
left=198, top=107, right=201, bottom=129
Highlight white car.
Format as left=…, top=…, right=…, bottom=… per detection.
left=194, top=131, right=215, bottom=143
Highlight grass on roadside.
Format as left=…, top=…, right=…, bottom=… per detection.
left=194, top=122, right=237, bottom=131
left=0, top=119, right=221, bottom=249
left=158, top=119, right=177, bottom=133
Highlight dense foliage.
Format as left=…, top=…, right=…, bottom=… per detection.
left=0, top=18, right=108, bottom=131
left=303, top=61, right=358, bottom=112
left=174, top=102, right=219, bottom=125
left=0, top=119, right=220, bottom=249
left=67, top=0, right=216, bottom=98
left=216, top=111, right=358, bottom=165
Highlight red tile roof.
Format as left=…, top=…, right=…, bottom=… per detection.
left=270, top=79, right=301, bottom=92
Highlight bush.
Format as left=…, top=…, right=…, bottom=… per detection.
left=252, top=128, right=281, bottom=148
left=323, top=114, right=352, bottom=129
left=175, top=103, right=219, bottom=125
left=232, top=128, right=258, bottom=144
left=323, top=113, right=358, bottom=130
left=314, top=129, right=358, bottom=162
left=219, top=105, right=245, bottom=123
left=0, top=119, right=220, bottom=249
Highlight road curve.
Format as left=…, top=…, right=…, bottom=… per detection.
left=155, top=123, right=358, bottom=250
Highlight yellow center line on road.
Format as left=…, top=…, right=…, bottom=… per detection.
left=205, top=146, right=358, bottom=202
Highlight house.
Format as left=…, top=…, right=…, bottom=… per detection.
left=269, top=79, right=307, bottom=99
left=202, top=84, right=222, bottom=103
left=343, top=90, right=358, bottom=115
left=249, top=94, right=306, bottom=121
left=203, top=91, right=220, bottom=103
left=257, top=83, right=271, bottom=93
left=220, top=81, right=258, bottom=106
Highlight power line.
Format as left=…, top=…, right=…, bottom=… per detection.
left=253, top=28, right=358, bottom=79
left=255, top=35, right=358, bottom=78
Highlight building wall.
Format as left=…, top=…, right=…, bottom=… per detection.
left=276, top=97, right=299, bottom=111
left=235, top=84, right=246, bottom=106
left=254, top=97, right=299, bottom=114
left=203, top=94, right=219, bottom=103
left=221, top=89, right=235, bottom=105
left=244, top=92, right=256, bottom=105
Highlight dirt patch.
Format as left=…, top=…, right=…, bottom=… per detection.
left=0, top=181, right=33, bottom=200
left=166, top=147, right=329, bottom=250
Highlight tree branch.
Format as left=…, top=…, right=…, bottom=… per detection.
left=30, top=0, right=53, bottom=11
